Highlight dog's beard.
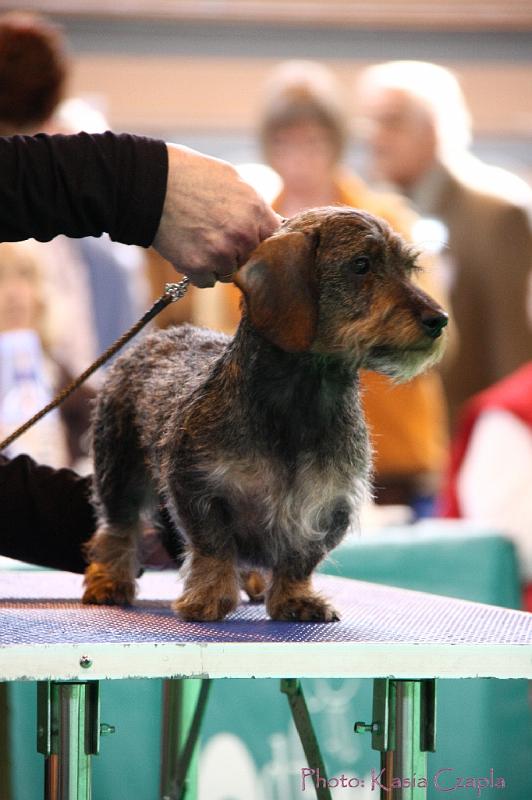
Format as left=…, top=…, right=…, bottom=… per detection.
left=361, top=334, right=446, bottom=383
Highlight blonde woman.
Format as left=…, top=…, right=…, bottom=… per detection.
left=0, top=242, right=94, bottom=469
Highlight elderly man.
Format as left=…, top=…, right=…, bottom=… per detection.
left=356, top=60, right=532, bottom=428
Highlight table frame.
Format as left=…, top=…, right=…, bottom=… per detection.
left=34, top=675, right=437, bottom=800
left=3, top=571, right=531, bottom=799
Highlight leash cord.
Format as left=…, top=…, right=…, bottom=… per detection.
left=0, top=277, right=190, bottom=454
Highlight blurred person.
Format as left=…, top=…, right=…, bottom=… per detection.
left=0, top=10, right=152, bottom=374
left=0, top=241, right=93, bottom=468
left=55, top=96, right=151, bottom=353
left=209, top=60, right=450, bottom=513
left=0, top=11, right=98, bottom=375
left=356, top=60, right=532, bottom=429
left=440, top=275, right=532, bottom=608
left=439, top=358, right=532, bottom=608
left=0, top=11, right=65, bottom=137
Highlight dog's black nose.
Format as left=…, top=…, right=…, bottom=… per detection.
left=421, top=312, right=448, bottom=339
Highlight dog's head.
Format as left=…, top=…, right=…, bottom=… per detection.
left=234, top=206, right=447, bottom=380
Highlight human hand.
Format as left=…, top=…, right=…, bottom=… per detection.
left=153, top=144, right=282, bottom=287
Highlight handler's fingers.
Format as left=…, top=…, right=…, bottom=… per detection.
left=215, top=271, right=236, bottom=284
left=259, top=211, right=284, bottom=241
left=188, top=272, right=217, bottom=288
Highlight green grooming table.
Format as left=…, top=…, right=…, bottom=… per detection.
left=2, top=523, right=531, bottom=799
left=199, top=524, right=531, bottom=800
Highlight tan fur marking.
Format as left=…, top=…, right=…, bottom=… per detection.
left=173, top=550, right=240, bottom=621
left=267, top=575, right=340, bottom=622
left=82, top=562, right=136, bottom=606
left=240, top=569, right=269, bottom=602
left=82, top=524, right=141, bottom=605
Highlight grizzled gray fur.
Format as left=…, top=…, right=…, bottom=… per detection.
left=83, top=207, right=447, bottom=622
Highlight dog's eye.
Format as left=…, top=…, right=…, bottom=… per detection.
left=352, top=256, right=371, bottom=275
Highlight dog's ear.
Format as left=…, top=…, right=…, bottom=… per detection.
left=234, top=230, right=319, bottom=351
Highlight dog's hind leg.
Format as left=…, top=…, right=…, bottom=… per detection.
left=239, top=569, right=269, bottom=603
left=82, top=400, right=147, bottom=606
left=152, top=504, right=186, bottom=568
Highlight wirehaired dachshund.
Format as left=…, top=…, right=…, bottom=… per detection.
left=82, top=206, right=447, bottom=622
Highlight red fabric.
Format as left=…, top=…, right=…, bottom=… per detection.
left=524, top=584, right=532, bottom=613
left=438, top=363, right=532, bottom=613
left=439, top=362, right=532, bottom=518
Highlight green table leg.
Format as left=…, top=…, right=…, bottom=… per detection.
left=37, top=681, right=103, bottom=800
left=160, top=678, right=211, bottom=800
left=355, top=678, right=436, bottom=799
left=281, top=678, right=332, bottom=800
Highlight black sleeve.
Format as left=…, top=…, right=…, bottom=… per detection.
left=0, top=454, right=96, bottom=573
left=0, top=131, right=168, bottom=247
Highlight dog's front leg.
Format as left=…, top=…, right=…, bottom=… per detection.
left=173, top=548, right=240, bottom=621
left=267, top=573, right=340, bottom=622
left=169, top=491, right=240, bottom=621
left=82, top=521, right=142, bottom=606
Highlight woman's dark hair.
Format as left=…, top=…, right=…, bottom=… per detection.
left=0, top=12, right=68, bottom=133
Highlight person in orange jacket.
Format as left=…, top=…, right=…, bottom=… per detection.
left=208, top=60, right=450, bottom=514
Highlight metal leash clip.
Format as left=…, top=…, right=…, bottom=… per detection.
left=164, top=278, right=190, bottom=302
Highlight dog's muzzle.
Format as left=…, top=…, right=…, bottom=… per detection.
left=420, top=312, right=448, bottom=340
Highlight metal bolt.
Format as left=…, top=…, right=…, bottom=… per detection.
left=79, top=656, right=92, bottom=669
left=354, top=721, right=380, bottom=734
left=100, top=723, right=116, bottom=736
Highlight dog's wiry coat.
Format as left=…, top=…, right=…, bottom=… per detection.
left=83, top=207, right=447, bottom=621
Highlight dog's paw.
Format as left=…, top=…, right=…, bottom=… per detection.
left=268, top=593, right=340, bottom=622
left=240, top=570, right=267, bottom=603
left=82, top=563, right=136, bottom=606
left=172, top=592, right=239, bottom=621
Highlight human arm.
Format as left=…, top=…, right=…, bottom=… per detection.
left=153, top=143, right=281, bottom=286
left=0, top=131, right=165, bottom=246
left=0, top=453, right=179, bottom=571
left=0, top=453, right=95, bottom=573
left=0, top=132, right=281, bottom=286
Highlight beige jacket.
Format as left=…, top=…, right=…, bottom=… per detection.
left=412, top=159, right=532, bottom=428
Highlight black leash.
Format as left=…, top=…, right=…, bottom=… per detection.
left=0, top=278, right=190, bottom=453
